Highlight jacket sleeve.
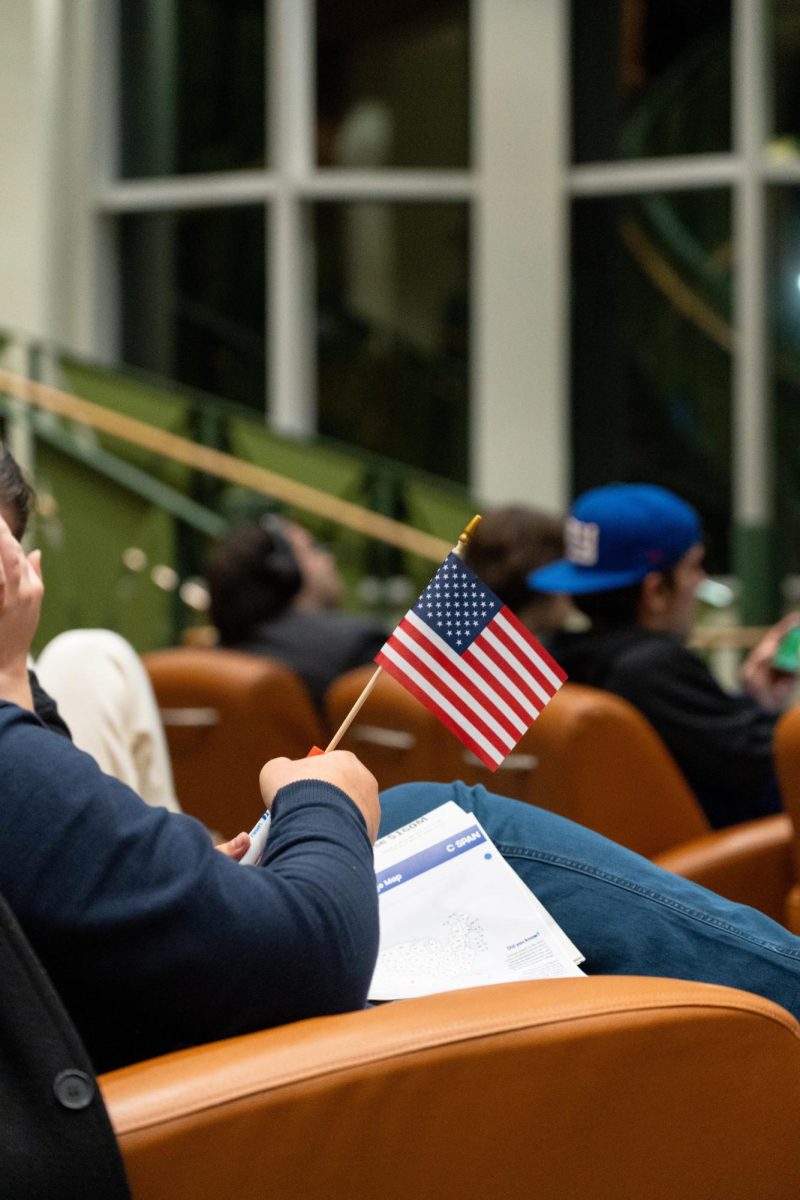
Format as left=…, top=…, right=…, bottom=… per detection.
left=0, top=703, right=379, bottom=1072
left=606, top=639, right=779, bottom=821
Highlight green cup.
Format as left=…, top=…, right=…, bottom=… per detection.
left=773, top=625, right=800, bottom=674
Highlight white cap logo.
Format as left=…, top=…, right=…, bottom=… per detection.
left=566, top=516, right=599, bottom=566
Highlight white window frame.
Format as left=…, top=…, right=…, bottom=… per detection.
left=70, top=0, right=569, bottom=508
left=567, top=0, right=772, bottom=542
left=5, top=0, right=782, bottom=529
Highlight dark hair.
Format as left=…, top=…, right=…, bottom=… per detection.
left=572, top=567, right=677, bottom=628
left=0, top=446, right=35, bottom=540
left=205, top=518, right=302, bottom=644
left=463, top=506, right=564, bottom=616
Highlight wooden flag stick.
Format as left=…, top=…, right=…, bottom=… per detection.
left=324, top=514, right=483, bottom=753
left=325, top=665, right=384, bottom=752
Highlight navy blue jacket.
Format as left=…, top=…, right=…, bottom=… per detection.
left=0, top=701, right=379, bottom=1073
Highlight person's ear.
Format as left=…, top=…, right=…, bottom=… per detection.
left=638, top=571, right=670, bottom=619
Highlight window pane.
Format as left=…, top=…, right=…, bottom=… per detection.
left=769, top=187, right=800, bottom=575
left=570, top=0, right=731, bottom=163
left=316, top=0, right=469, bottom=169
left=571, top=191, right=732, bottom=571
left=770, top=1, right=800, bottom=157
left=315, top=201, right=469, bottom=483
left=119, top=0, right=266, bottom=178
left=119, top=207, right=266, bottom=411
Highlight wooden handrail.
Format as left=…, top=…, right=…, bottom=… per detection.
left=0, top=370, right=452, bottom=561
left=689, top=626, right=767, bottom=651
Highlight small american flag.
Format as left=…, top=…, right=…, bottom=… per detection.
left=375, top=553, right=567, bottom=770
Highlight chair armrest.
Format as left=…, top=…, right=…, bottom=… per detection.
left=652, top=812, right=794, bottom=922
left=101, top=977, right=800, bottom=1200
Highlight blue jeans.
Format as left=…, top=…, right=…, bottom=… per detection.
left=379, top=781, right=800, bottom=1021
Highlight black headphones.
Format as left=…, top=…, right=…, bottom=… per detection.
left=259, top=515, right=302, bottom=603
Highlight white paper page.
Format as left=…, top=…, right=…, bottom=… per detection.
left=369, top=803, right=585, bottom=1001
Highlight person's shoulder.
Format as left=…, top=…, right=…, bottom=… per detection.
left=334, top=611, right=387, bottom=638
left=614, top=630, right=689, bottom=666
left=550, top=625, right=669, bottom=676
left=290, top=609, right=385, bottom=642
left=608, top=631, right=714, bottom=698
left=0, top=699, right=59, bottom=755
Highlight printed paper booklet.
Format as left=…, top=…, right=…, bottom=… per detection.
left=369, top=801, right=585, bottom=1001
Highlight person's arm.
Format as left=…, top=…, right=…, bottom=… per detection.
left=0, top=707, right=380, bottom=1072
left=740, top=612, right=800, bottom=712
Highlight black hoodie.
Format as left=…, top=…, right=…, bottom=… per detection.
left=548, top=626, right=781, bottom=829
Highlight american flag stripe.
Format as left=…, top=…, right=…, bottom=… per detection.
left=467, top=641, right=542, bottom=721
left=389, top=621, right=522, bottom=746
left=495, top=610, right=567, bottom=688
left=458, top=643, right=536, bottom=728
left=377, top=641, right=510, bottom=763
left=385, top=663, right=506, bottom=768
left=492, top=614, right=563, bottom=693
left=481, top=626, right=554, bottom=709
left=402, top=612, right=527, bottom=736
left=378, top=642, right=507, bottom=765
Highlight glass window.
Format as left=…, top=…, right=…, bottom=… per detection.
left=571, top=190, right=732, bottom=571
left=768, top=187, right=800, bottom=575
left=570, top=0, right=731, bottom=163
left=314, top=201, right=469, bottom=483
left=316, top=0, right=470, bottom=168
left=118, top=206, right=266, bottom=411
left=769, top=1, right=800, bottom=157
left=118, top=0, right=266, bottom=178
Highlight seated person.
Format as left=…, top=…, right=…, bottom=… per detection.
left=0, top=445, right=179, bottom=810
left=205, top=515, right=387, bottom=706
left=530, top=482, right=799, bottom=828
left=3, top=512, right=800, bottom=1079
left=35, top=629, right=180, bottom=812
left=462, top=504, right=571, bottom=639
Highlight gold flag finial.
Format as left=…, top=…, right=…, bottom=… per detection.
left=457, top=514, right=482, bottom=548
left=452, top=514, right=482, bottom=559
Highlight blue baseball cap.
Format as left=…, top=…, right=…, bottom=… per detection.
left=529, top=483, right=702, bottom=595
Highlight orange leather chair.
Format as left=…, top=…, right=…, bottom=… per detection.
left=102, top=976, right=800, bottom=1200
left=458, top=683, right=707, bottom=849
left=325, top=665, right=464, bottom=790
left=142, top=648, right=326, bottom=836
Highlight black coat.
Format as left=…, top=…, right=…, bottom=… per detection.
left=0, top=890, right=130, bottom=1199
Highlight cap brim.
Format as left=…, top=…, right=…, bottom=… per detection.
left=528, top=559, right=651, bottom=595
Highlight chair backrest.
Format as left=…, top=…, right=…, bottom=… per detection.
left=453, top=682, right=710, bottom=857
left=142, top=648, right=326, bottom=836
left=325, top=665, right=464, bottom=790
left=771, top=705, right=800, bottom=932
left=101, top=976, right=800, bottom=1200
